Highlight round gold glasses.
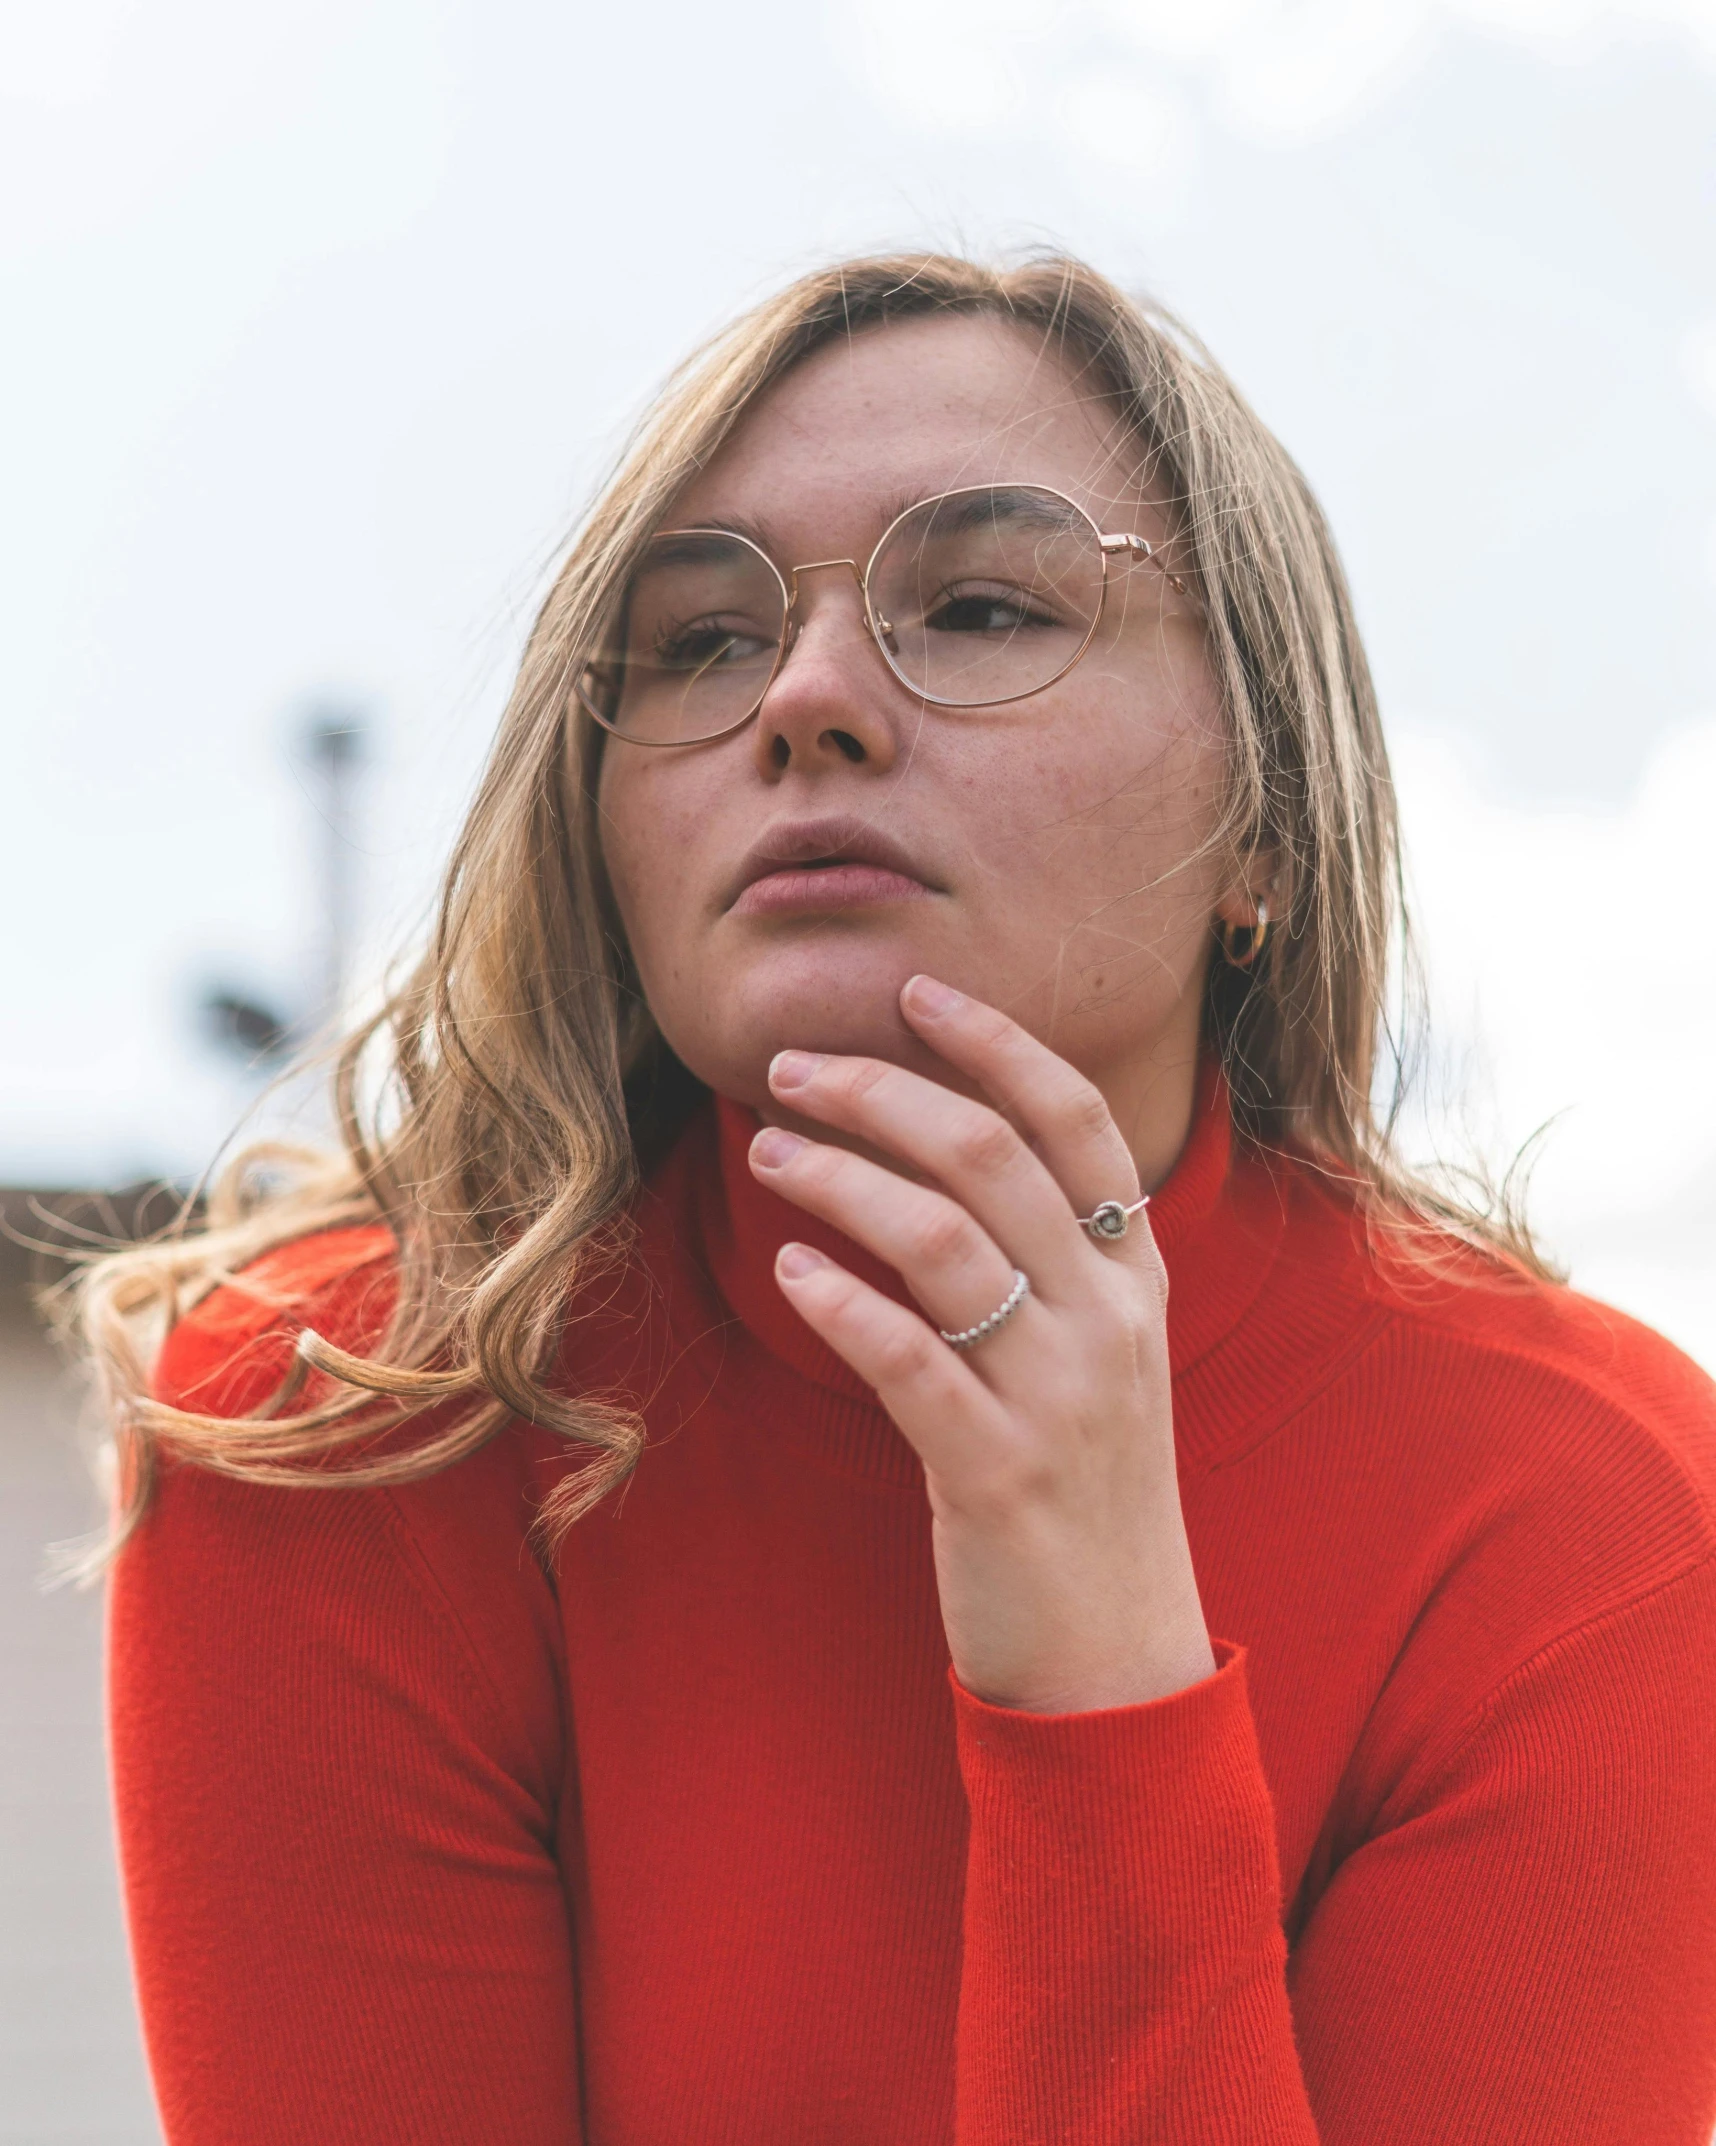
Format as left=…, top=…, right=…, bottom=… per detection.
left=577, top=481, right=1189, bottom=748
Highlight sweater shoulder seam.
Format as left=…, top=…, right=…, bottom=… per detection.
left=1373, top=1284, right=1713, bottom=1418
left=1316, top=1301, right=1716, bottom=1544
left=1407, top=1548, right=1716, bottom=1810
left=372, top=1452, right=556, bottom=1791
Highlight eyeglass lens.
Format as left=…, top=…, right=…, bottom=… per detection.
left=584, top=485, right=1107, bottom=745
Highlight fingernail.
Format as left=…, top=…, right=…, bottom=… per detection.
left=904, top=974, right=962, bottom=1017
left=769, top=1050, right=823, bottom=1091
left=751, top=1127, right=805, bottom=1170
left=777, top=1242, right=828, bottom=1280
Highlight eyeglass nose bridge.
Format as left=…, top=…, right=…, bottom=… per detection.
left=780, top=556, right=895, bottom=655
left=786, top=557, right=863, bottom=593
left=783, top=557, right=865, bottom=624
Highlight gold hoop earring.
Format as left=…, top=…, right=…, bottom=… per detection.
left=1218, top=902, right=1270, bottom=970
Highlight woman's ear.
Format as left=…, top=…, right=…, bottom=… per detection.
left=1211, top=847, right=1284, bottom=938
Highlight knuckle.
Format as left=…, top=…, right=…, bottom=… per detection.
left=840, top=1058, right=892, bottom=1107
left=913, top=1200, right=976, bottom=1270
left=1135, top=1242, right=1170, bottom=1312
left=959, top=1440, right=1057, bottom=1519
left=971, top=1001, right=1017, bottom=1050
left=1118, top=1267, right=1169, bottom=1345
left=952, top=1109, right=1020, bottom=1178
left=798, top=1140, right=846, bottom=1191
left=873, top=1324, right=935, bottom=1387
left=1059, top=1078, right=1114, bottom=1144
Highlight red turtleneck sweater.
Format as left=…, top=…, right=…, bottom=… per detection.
left=110, top=1074, right=1716, bottom=2143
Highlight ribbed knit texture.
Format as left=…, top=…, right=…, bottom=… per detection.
left=109, top=1069, right=1716, bottom=2143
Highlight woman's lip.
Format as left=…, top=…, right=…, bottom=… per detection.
left=730, top=864, right=936, bottom=917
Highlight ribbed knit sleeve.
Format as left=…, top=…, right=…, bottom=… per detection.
left=952, top=1642, right=1318, bottom=2144
left=1290, top=1553, right=1716, bottom=2143
left=111, top=1457, right=583, bottom=2146
left=952, top=1559, right=1716, bottom=2145
left=109, top=1251, right=583, bottom=2146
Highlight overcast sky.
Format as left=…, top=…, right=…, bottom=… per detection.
left=3, top=0, right=1713, bottom=1361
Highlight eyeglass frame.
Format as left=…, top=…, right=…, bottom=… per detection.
left=577, top=481, right=1193, bottom=749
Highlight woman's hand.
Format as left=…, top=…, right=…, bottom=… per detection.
left=747, top=973, right=1216, bottom=1716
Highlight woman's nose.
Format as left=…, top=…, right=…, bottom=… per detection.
left=751, top=582, right=902, bottom=777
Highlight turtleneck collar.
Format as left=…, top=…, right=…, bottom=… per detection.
left=693, top=1056, right=1291, bottom=1424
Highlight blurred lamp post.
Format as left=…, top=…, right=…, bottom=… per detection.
left=303, top=709, right=366, bottom=1037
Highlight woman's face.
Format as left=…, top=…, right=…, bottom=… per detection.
left=595, top=313, right=1249, bottom=1162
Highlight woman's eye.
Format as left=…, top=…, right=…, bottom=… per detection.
left=925, top=587, right=1055, bottom=635
left=654, top=619, right=774, bottom=670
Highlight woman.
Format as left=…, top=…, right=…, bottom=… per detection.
left=88, top=253, right=1716, bottom=2143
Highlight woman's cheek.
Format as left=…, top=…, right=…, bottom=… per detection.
left=597, top=763, right=695, bottom=960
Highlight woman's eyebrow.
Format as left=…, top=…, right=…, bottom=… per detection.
left=661, top=513, right=775, bottom=551
left=658, top=487, right=1091, bottom=561
left=921, top=487, right=1089, bottom=538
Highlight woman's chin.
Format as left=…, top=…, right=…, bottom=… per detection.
left=667, top=946, right=972, bottom=1104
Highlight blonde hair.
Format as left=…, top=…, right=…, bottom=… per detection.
left=69, top=249, right=1547, bottom=1568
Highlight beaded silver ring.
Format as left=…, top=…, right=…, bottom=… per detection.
left=939, top=1268, right=1031, bottom=1351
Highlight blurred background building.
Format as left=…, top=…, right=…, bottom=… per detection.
left=3, top=0, right=1713, bottom=2136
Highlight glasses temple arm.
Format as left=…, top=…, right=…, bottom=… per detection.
left=1099, top=531, right=1191, bottom=600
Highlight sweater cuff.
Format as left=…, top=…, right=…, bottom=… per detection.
left=952, top=1639, right=1304, bottom=2128
left=950, top=1635, right=1252, bottom=1779
left=950, top=1638, right=1288, bottom=2126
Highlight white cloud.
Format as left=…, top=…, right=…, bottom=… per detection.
left=1088, top=0, right=1438, bottom=135
left=843, top=0, right=1716, bottom=158
left=1685, top=324, right=1716, bottom=586
left=0, top=0, right=455, bottom=261
left=836, top=0, right=1071, bottom=131
left=1685, top=321, right=1716, bottom=414
left=1394, top=715, right=1716, bottom=1369
left=0, top=0, right=143, bottom=107
left=1452, top=0, right=1716, bottom=63
left=1054, top=72, right=1199, bottom=194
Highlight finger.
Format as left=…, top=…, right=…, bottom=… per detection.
left=750, top=1124, right=1043, bottom=1344
left=770, top=1240, right=1005, bottom=1478
left=764, top=1053, right=1090, bottom=1301
left=897, top=975, right=1158, bottom=1263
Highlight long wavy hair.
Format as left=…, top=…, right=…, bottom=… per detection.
left=68, top=249, right=1547, bottom=1570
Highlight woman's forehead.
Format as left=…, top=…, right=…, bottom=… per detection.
left=665, top=314, right=1156, bottom=548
